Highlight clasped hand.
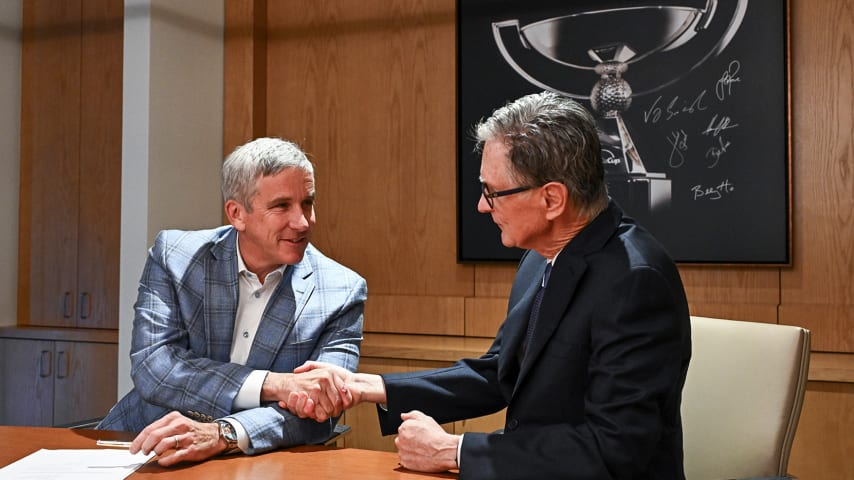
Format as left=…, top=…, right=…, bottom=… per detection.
left=266, top=361, right=358, bottom=421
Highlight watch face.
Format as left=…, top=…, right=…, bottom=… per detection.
left=219, top=421, right=238, bottom=443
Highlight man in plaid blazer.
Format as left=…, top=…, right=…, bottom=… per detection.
left=97, top=138, right=366, bottom=466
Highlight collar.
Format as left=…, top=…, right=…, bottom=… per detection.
left=235, top=234, right=288, bottom=279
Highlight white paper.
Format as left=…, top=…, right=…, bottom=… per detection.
left=0, top=448, right=154, bottom=479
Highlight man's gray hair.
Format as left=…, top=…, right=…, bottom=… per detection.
left=221, top=137, right=314, bottom=211
left=475, top=91, right=608, bottom=218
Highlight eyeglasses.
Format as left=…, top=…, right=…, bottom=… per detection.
left=481, top=182, right=533, bottom=209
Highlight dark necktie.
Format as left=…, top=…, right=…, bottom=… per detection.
left=519, top=262, right=552, bottom=362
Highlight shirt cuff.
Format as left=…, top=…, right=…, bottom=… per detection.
left=456, top=433, right=464, bottom=468
left=233, top=369, right=268, bottom=410
left=221, top=417, right=250, bottom=454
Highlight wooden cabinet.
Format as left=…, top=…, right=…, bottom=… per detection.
left=0, top=328, right=117, bottom=427
left=17, top=0, right=122, bottom=329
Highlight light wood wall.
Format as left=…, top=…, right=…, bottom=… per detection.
left=224, top=0, right=853, bottom=478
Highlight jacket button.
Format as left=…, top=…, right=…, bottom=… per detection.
left=506, top=419, right=519, bottom=430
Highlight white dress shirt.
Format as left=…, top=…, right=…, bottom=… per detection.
left=222, top=236, right=287, bottom=453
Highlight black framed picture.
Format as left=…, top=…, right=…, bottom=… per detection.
left=457, top=0, right=791, bottom=265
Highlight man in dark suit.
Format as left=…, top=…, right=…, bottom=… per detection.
left=287, top=91, right=691, bottom=479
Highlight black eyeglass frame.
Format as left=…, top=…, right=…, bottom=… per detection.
left=480, top=183, right=534, bottom=209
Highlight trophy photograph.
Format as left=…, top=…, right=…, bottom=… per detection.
left=457, top=0, right=790, bottom=264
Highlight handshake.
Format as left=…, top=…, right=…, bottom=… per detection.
left=262, top=361, right=387, bottom=422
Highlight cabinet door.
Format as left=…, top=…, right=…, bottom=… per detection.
left=76, top=0, right=122, bottom=329
left=19, top=0, right=122, bottom=329
left=19, top=0, right=82, bottom=328
left=0, top=338, right=54, bottom=426
left=53, top=341, right=118, bottom=426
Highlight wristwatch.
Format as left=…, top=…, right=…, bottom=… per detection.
left=216, top=419, right=239, bottom=453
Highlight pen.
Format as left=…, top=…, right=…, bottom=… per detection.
left=96, top=439, right=133, bottom=448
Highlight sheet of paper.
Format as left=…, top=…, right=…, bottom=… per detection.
left=0, top=448, right=154, bottom=480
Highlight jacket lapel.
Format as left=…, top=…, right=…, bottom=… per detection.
left=205, top=228, right=240, bottom=362
left=244, top=247, right=316, bottom=369
left=510, top=201, right=623, bottom=392
left=515, top=255, right=587, bottom=391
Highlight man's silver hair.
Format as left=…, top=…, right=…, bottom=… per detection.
left=221, top=137, right=314, bottom=211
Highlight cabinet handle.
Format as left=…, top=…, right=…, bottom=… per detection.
left=56, top=350, right=68, bottom=379
left=62, top=291, right=74, bottom=318
left=79, top=292, right=91, bottom=319
left=39, top=350, right=52, bottom=377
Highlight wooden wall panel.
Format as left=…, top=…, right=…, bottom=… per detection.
left=679, top=267, right=781, bottom=323
left=223, top=0, right=266, bottom=156
left=473, top=264, right=514, bottom=298
left=781, top=0, right=854, bottom=352
left=263, top=0, right=470, bottom=301
left=788, top=382, right=854, bottom=480
left=364, top=294, right=464, bottom=335
left=464, top=297, right=506, bottom=338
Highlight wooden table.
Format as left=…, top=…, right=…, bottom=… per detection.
left=0, top=426, right=457, bottom=479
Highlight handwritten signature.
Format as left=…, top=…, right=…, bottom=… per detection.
left=691, top=179, right=735, bottom=200
left=643, top=90, right=709, bottom=124
left=715, top=60, right=742, bottom=101
left=705, top=136, right=732, bottom=168
left=702, top=114, right=739, bottom=137
left=666, top=129, right=689, bottom=168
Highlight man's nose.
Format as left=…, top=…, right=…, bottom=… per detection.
left=477, top=194, right=492, bottom=213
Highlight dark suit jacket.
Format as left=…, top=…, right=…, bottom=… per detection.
left=379, top=201, right=691, bottom=479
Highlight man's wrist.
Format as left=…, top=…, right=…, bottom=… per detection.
left=216, top=419, right=239, bottom=454
left=260, top=372, right=293, bottom=402
left=354, top=373, right=387, bottom=404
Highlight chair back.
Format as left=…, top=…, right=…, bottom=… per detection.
left=681, top=316, right=810, bottom=480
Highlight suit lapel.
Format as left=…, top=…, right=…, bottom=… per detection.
left=497, top=275, right=541, bottom=389
left=205, top=228, right=240, bottom=362
left=514, top=255, right=588, bottom=395
left=244, top=248, right=316, bottom=369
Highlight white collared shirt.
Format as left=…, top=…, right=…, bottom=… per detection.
left=223, top=236, right=288, bottom=452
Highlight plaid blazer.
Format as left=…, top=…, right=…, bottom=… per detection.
left=98, top=226, right=366, bottom=453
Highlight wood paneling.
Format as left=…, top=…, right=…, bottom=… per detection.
left=781, top=0, right=854, bottom=352
left=223, top=0, right=266, bottom=156
left=360, top=333, right=492, bottom=363
left=464, top=297, right=506, bottom=338
left=473, top=264, right=515, bottom=298
left=808, top=353, right=854, bottom=383
left=262, top=0, right=469, bottom=302
left=781, top=305, right=854, bottom=352
left=364, top=295, right=465, bottom=335
left=788, top=382, right=854, bottom=480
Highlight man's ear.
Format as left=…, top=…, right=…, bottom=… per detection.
left=542, top=182, right=568, bottom=221
left=224, top=199, right=246, bottom=231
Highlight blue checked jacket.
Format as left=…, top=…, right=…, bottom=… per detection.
left=98, top=226, right=366, bottom=453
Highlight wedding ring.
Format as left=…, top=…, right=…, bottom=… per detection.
left=173, top=435, right=179, bottom=449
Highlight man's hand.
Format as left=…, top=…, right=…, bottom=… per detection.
left=277, top=361, right=388, bottom=420
left=263, top=362, right=353, bottom=422
left=129, top=411, right=227, bottom=467
left=395, top=410, right=461, bottom=473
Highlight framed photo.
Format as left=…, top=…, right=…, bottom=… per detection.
left=457, top=0, right=791, bottom=265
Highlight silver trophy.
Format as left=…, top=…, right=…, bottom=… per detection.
left=493, top=0, right=748, bottom=214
